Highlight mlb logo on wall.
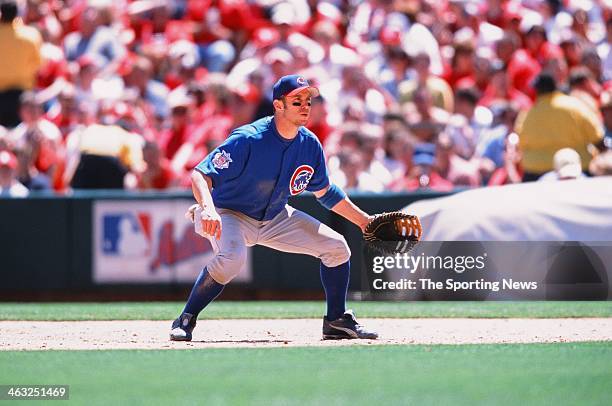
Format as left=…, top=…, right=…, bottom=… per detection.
left=102, top=212, right=152, bottom=257
left=94, top=200, right=250, bottom=284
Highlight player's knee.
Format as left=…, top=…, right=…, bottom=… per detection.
left=207, top=244, right=246, bottom=284
left=321, top=237, right=351, bottom=267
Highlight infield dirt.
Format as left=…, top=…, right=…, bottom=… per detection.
left=1, top=318, right=611, bottom=350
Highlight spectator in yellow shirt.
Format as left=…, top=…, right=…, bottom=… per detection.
left=0, top=1, right=42, bottom=128
left=516, top=73, right=604, bottom=181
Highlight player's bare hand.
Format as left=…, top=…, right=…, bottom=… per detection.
left=200, top=209, right=222, bottom=240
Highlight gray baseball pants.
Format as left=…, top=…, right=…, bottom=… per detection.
left=207, top=205, right=350, bottom=284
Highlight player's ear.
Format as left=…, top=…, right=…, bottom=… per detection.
left=273, top=99, right=284, bottom=111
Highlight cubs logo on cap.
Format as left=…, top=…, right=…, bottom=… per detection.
left=289, top=165, right=314, bottom=195
left=273, top=75, right=320, bottom=100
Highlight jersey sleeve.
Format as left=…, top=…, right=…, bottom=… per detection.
left=306, top=139, right=330, bottom=192
left=195, top=133, right=250, bottom=188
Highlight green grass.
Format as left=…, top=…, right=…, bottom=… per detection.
left=0, top=301, right=611, bottom=321
left=0, top=343, right=610, bottom=405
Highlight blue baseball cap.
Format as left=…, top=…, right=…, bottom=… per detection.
left=413, top=143, right=436, bottom=166
left=272, top=74, right=320, bottom=100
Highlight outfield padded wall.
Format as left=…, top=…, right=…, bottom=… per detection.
left=0, top=191, right=448, bottom=294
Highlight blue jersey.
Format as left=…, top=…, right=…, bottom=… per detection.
left=195, top=116, right=329, bottom=221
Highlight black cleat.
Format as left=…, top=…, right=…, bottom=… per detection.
left=170, top=313, right=196, bottom=341
left=322, top=310, right=378, bottom=340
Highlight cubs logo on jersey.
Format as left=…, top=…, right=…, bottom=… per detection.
left=289, top=165, right=314, bottom=196
left=212, top=150, right=232, bottom=169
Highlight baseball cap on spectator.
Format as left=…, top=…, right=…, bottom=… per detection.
left=520, top=12, right=544, bottom=34
left=554, top=148, right=582, bottom=179
left=169, top=40, right=201, bottom=66
left=272, top=75, right=320, bottom=100
left=413, top=143, right=436, bottom=166
left=271, top=2, right=296, bottom=25
left=312, top=20, right=340, bottom=43
left=0, top=150, right=17, bottom=170
left=168, top=90, right=194, bottom=110
left=455, top=26, right=478, bottom=43
left=264, top=48, right=294, bottom=65
left=380, top=26, right=402, bottom=46
left=89, top=0, right=112, bottom=9
left=315, top=2, right=342, bottom=25
left=252, top=28, right=280, bottom=49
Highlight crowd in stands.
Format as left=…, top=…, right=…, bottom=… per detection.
left=0, top=0, right=611, bottom=197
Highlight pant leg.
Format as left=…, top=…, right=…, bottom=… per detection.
left=206, top=209, right=256, bottom=284
left=0, top=89, right=23, bottom=128
left=257, top=205, right=350, bottom=267
left=70, top=154, right=127, bottom=189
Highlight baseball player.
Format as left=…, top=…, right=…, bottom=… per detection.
left=170, top=74, right=378, bottom=341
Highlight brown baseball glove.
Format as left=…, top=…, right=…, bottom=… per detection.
left=363, top=212, right=422, bottom=254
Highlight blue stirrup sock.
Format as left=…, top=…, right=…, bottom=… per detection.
left=320, top=260, right=350, bottom=321
left=182, top=267, right=225, bottom=318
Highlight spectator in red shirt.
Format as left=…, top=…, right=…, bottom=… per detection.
left=137, top=140, right=178, bottom=190
left=442, top=41, right=476, bottom=90
left=158, top=92, right=194, bottom=161
left=523, top=24, right=561, bottom=67
left=480, top=61, right=532, bottom=112
left=495, top=33, right=540, bottom=97
left=391, top=143, right=454, bottom=192
left=45, top=84, right=78, bottom=138
left=559, top=33, right=584, bottom=70
left=488, top=132, right=523, bottom=186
